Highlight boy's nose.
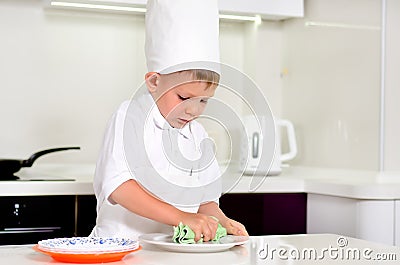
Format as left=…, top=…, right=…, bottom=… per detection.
left=185, top=101, right=201, bottom=117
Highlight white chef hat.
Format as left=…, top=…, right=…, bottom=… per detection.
left=145, top=0, right=220, bottom=75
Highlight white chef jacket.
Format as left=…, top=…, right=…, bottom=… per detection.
left=90, top=91, right=221, bottom=240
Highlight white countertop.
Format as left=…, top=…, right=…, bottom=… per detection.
left=1, top=234, right=399, bottom=264
left=0, top=164, right=95, bottom=196
left=232, top=166, right=400, bottom=199
left=1, top=164, right=400, bottom=200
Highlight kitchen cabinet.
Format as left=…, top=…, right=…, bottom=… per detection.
left=396, top=200, right=400, bottom=246
left=0, top=193, right=306, bottom=243
left=0, top=195, right=96, bottom=245
left=218, top=0, right=304, bottom=20
left=2, top=165, right=399, bottom=246
left=307, top=194, right=398, bottom=246
left=219, top=193, right=307, bottom=236
left=47, top=0, right=304, bottom=20
left=75, top=195, right=97, bottom=237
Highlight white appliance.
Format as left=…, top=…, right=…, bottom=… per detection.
left=240, top=116, right=297, bottom=175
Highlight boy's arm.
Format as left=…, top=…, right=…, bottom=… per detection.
left=110, top=179, right=182, bottom=225
left=198, top=201, right=249, bottom=236
left=110, top=179, right=219, bottom=241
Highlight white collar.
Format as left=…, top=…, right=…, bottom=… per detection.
left=147, top=94, right=192, bottom=139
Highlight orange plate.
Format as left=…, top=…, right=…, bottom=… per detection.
left=33, top=245, right=141, bottom=263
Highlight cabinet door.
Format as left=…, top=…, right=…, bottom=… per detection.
left=218, top=0, right=304, bottom=19
left=307, top=194, right=358, bottom=237
left=220, top=193, right=264, bottom=235
left=219, top=193, right=307, bottom=235
left=47, top=0, right=304, bottom=20
left=396, top=200, right=400, bottom=247
left=76, top=195, right=97, bottom=237
left=308, top=194, right=396, bottom=246
left=357, top=200, right=395, bottom=245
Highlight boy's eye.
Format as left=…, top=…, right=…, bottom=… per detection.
left=178, top=95, right=188, bottom=101
left=200, top=98, right=208, bottom=104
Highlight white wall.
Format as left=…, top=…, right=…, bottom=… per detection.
left=0, top=0, right=145, bottom=163
left=279, top=0, right=400, bottom=171
left=0, top=0, right=257, bottom=164
left=280, top=0, right=382, bottom=170
left=384, top=0, right=400, bottom=171
left=2, top=0, right=398, bottom=172
left=243, top=21, right=283, bottom=119
left=243, top=0, right=399, bottom=172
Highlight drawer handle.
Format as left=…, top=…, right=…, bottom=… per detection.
left=0, top=227, right=61, bottom=234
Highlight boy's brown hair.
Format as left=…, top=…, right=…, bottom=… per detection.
left=189, top=69, right=220, bottom=89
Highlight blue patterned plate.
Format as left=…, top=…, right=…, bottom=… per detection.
left=38, top=237, right=139, bottom=253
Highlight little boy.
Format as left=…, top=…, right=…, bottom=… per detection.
left=90, top=0, right=248, bottom=241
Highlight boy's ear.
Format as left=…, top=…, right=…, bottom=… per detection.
left=145, top=72, right=160, bottom=93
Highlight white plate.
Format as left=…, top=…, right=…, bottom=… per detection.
left=139, top=233, right=249, bottom=253
left=38, top=237, right=139, bottom=253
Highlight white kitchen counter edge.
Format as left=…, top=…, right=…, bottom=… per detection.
left=1, top=164, right=400, bottom=200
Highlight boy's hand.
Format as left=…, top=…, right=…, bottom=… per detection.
left=221, top=218, right=249, bottom=236
left=180, top=213, right=219, bottom=242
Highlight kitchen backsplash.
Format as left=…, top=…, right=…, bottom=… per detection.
left=280, top=0, right=399, bottom=171
left=281, top=0, right=382, bottom=170
left=1, top=0, right=399, bottom=171
left=0, top=0, right=255, bottom=164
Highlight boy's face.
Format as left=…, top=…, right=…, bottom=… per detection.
left=146, top=72, right=217, bottom=128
